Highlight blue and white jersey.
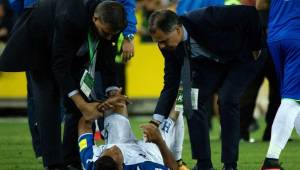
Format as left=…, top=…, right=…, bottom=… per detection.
left=79, top=133, right=169, bottom=170
left=268, top=0, right=300, bottom=42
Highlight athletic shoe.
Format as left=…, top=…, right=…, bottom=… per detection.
left=177, top=159, right=190, bottom=170
left=261, top=158, right=284, bottom=170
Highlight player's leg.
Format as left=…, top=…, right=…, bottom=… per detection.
left=295, top=112, right=300, bottom=136
left=262, top=39, right=300, bottom=169
left=102, top=113, right=136, bottom=144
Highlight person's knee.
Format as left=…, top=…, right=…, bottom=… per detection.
left=218, top=92, right=240, bottom=115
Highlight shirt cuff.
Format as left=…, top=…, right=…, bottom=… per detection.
left=105, top=86, right=120, bottom=95
left=153, top=114, right=165, bottom=123
left=68, top=90, right=79, bottom=98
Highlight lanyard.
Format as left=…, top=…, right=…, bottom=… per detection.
left=87, top=30, right=99, bottom=65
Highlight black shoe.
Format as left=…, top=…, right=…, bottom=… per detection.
left=45, top=168, right=63, bottom=170
left=192, top=166, right=215, bottom=170
left=222, top=162, right=237, bottom=170
left=65, top=163, right=83, bottom=170
left=222, top=166, right=237, bottom=170
left=261, top=158, right=284, bottom=170
left=45, top=165, right=64, bottom=170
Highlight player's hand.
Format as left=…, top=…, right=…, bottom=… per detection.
left=80, top=102, right=104, bottom=121
left=97, top=95, right=130, bottom=112
left=121, top=39, right=134, bottom=63
left=140, top=123, right=163, bottom=144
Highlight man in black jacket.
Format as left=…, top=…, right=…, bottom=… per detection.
left=0, top=0, right=127, bottom=169
left=148, top=6, right=263, bottom=170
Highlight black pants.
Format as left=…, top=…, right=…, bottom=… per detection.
left=187, top=54, right=262, bottom=164
left=240, top=51, right=280, bottom=140
left=62, top=69, right=87, bottom=166
left=26, top=72, right=42, bottom=158
left=62, top=103, right=82, bottom=166
left=28, top=70, right=63, bottom=167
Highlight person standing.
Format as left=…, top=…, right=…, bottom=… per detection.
left=239, top=0, right=280, bottom=143
left=260, top=0, right=300, bottom=169
left=148, top=6, right=263, bottom=170
left=0, top=0, right=127, bottom=169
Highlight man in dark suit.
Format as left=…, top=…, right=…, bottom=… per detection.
left=0, top=0, right=127, bottom=169
left=148, top=6, right=263, bottom=170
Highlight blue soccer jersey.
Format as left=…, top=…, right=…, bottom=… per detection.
left=78, top=133, right=95, bottom=170
left=268, top=0, right=300, bottom=42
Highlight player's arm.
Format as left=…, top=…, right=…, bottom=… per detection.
left=141, top=124, right=179, bottom=170
left=78, top=116, right=93, bottom=136
left=78, top=117, right=94, bottom=170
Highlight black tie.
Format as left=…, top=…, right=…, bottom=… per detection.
left=181, top=41, right=193, bottom=119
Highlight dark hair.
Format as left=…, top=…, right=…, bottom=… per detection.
left=148, top=9, right=181, bottom=34
left=94, top=1, right=128, bottom=32
left=94, top=156, right=118, bottom=170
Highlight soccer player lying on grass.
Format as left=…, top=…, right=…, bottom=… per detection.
left=78, top=92, right=179, bottom=170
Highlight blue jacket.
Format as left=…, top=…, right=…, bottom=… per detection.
left=176, top=0, right=224, bottom=15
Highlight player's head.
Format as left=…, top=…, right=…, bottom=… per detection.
left=95, top=146, right=124, bottom=170
left=148, top=9, right=183, bottom=51
left=93, top=1, right=127, bottom=40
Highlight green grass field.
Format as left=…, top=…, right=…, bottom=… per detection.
left=0, top=117, right=299, bottom=170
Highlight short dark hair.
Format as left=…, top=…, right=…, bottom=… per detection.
left=148, top=9, right=181, bottom=34
left=94, top=1, right=128, bottom=32
left=94, top=156, right=118, bottom=170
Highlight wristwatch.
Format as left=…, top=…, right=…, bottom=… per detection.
left=124, top=34, right=135, bottom=41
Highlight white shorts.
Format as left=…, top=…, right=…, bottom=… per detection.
left=99, top=114, right=165, bottom=165
left=101, top=113, right=136, bottom=144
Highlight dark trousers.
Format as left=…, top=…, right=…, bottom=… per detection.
left=187, top=54, right=262, bottom=164
left=26, top=72, right=42, bottom=158
left=240, top=50, right=280, bottom=140
left=63, top=105, right=82, bottom=166
left=62, top=69, right=87, bottom=166
left=28, top=70, right=63, bottom=167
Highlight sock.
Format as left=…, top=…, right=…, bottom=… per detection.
left=266, top=99, right=300, bottom=159
left=294, top=112, right=300, bottom=136
left=171, top=111, right=185, bottom=161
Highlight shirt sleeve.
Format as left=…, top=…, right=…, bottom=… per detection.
left=117, top=0, right=137, bottom=36
left=154, top=49, right=181, bottom=118
left=51, top=12, right=81, bottom=96
left=78, top=133, right=95, bottom=170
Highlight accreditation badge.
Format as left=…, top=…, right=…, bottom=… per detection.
left=80, top=69, right=95, bottom=98
left=175, top=86, right=184, bottom=112
left=191, top=88, right=199, bottom=110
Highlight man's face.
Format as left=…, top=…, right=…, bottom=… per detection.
left=101, top=145, right=124, bottom=170
left=93, top=17, right=120, bottom=40
left=150, top=26, right=183, bottom=51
